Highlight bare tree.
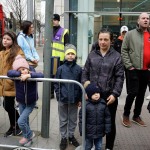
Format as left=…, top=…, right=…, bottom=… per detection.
left=3, top=0, right=27, bottom=30
left=35, top=14, right=45, bottom=46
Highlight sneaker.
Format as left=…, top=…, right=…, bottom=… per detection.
left=146, top=95, right=150, bottom=100
left=30, top=132, right=35, bottom=140
left=13, top=128, right=22, bottom=136
left=132, top=116, right=147, bottom=127
left=4, top=127, right=14, bottom=137
left=69, top=136, right=79, bottom=147
left=60, top=138, right=67, bottom=150
left=121, top=115, right=131, bottom=127
left=19, top=137, right=32, bottom=147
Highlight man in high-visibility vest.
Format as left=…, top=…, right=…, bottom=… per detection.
left=51, top=14, right=69, bottom=98
left=52, top=14, right=69, bottom=65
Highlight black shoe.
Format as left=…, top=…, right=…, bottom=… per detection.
left=4, top=127, right=14, bottom=137
left=69, top=136, right=79, bottom=147
left=60, top=138, right=67, bottom=150
left=13, top=128, right=22, bottom=136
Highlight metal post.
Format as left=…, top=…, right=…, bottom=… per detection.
left=27, top=0, right=33, bottom=21
left=41, top=0, right=54, bottom=138
left=119, top=0, right=122, bottom=27
left=34, top=0, right=36, bottom=47
left=81, top=0, right=89, bottom=65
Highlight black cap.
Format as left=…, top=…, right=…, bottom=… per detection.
left=53, top=14, right=60, bottom=21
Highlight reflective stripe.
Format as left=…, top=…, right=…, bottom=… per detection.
left=53, top=48, right=64, bottom=52
left=52, top=28, right=69, bottom=61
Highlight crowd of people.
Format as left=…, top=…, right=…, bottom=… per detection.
left=0, top=12, right=150, bottom=150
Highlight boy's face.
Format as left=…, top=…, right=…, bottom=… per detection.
left=91, top=93, right=100, bottom=101
left=65, top=52, right=76, bottom=61
left=18, top=67, right=29, bottom=74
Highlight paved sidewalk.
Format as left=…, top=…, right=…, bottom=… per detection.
left=0, top=46, right=150, bottom=150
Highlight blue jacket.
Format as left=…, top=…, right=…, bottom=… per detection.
left=7, top=67, right=44, bottom=105
left=54, top=60, right=82, bottom=104
left=79, top=98, right=111, bottom=138
left=17, top=32, right=40, bottom=61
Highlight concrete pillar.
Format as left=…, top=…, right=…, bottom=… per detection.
left=27, top=0, right=33, bottom=21
left=77, top=0, right=94, bottom=66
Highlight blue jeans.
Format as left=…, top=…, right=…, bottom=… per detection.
left=18, top=102, right=36, bottom=139
left=85, top=137, right=102, bottom=150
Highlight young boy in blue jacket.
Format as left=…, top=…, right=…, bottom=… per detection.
left=7, top=55, right=44, bottom=147
left=79, top=83, right=111, bottom=150
left=54, top=44, right=82, bottom=150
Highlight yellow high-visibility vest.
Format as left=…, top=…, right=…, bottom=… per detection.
left=52, top=27, right=69, bottom=61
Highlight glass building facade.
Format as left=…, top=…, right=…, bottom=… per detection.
left=93, top=0, right=150, bottom=40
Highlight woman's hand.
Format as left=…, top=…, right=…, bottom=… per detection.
left=107, top=95, right=116, bottom=105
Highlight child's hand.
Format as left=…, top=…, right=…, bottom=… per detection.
left=20, top=74, right=31, bottom=81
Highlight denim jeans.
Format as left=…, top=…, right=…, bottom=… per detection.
left=85, top=137, right=102, bottom=150
left=18, top=102, right=36, bottom=139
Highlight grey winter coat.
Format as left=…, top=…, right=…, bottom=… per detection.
left=121, top=26, right=150, bottom=70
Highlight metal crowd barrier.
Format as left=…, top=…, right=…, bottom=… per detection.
left=0, top=76, right=86, bottom=150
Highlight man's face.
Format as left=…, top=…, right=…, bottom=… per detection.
left=138, top=13, right=150, bottom=29
left=53, top=20, right=59, bottom=26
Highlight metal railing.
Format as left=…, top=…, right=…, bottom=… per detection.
left=0, top=76, right=86, bottom=150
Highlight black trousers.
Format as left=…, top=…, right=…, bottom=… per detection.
left=123, top=70, right=149, bottom=118
left=3, top=96, right=20, bottom=127
left=106, top=100, right=118, bottom=149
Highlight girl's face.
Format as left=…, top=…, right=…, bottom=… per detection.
left=2, top=34, right=13, bottom=49
left=98, top=33, right=111, bottom=52
left=18, top=67, right=29, bottom=74
left=28, top=24, right=34, bottom=35
left=65, top=52, right=76, bottom=61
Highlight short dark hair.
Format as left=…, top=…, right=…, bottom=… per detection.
left=21, top=21, right=33, bottom=35
left=97, top=28, right=113, bottom=42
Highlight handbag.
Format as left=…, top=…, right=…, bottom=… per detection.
left=27, top=60, right=38, bottom=68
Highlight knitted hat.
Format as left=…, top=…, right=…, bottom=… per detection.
left=64, top=44, right=77, bottom=56
left=120, top=25, right=128, bottom=33
left=85, top=83, right=101, bottom=99
left=12, top=55, right=29, bottom=70
left=53, top=14, right=60, bottom=21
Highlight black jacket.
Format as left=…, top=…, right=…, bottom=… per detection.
left=82, top=42, right=124, bottom=99
left=54, top=60, right=82, bottom=103
left=79, top=98, right=111, bottom=138
left=113, top=38, right=123, bottom=54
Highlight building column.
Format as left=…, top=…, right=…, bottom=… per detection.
left=77, top=0, right=94, bottom=66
